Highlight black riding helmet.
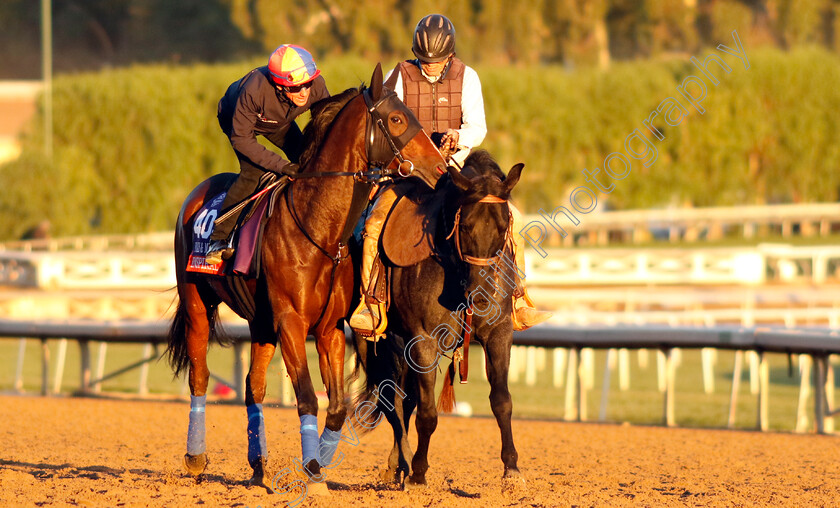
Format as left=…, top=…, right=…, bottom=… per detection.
left=412, top=14, right=456, bottom=63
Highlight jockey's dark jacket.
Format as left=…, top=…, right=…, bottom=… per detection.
left=217, top=66, right=329, bottom=174
left=385, top=58, right=465, bottom=136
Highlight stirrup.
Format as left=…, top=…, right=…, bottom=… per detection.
left=205, top=237, right=235, bottom=265
left=512, top=295, right=552, bottom=331
left=349, top=300, right=387, bottom=341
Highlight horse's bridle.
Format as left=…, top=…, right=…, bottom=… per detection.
left=445, top=195, right=513, bottom=266
left=362, top=87, right=423, bottom=181
left=287, top=86, right=429, bottom=259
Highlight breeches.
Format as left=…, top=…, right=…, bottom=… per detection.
left=211, top=154, right=265, bottom=241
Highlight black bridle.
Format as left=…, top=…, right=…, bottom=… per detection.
left=362, top=87, right=423, bottom=178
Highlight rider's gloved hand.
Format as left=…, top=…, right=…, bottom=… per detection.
left=441, top=129, right=459, bottom=152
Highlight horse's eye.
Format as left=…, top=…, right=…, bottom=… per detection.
left=387, top=112, right=408, bottom=136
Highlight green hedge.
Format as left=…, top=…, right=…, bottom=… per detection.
left=1, top=48, right=838, bottom=239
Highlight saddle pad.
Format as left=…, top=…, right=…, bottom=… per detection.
left=187, top=192, right=227, bottom=275
left=232, top=194, right=270, bottom=276
left=381, top=190, right=439, bottom=267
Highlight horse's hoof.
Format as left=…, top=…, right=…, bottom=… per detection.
left=501, top=469, right=527, bottom=495
left=183, top=453, right=208, bottom=477
left=404, top=476, right=427, bottom=491
left=249, top=458, right=267, bottom=487
left=379, top=468, right=399, bottom=483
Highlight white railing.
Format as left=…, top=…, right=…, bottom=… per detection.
left=2, top=243, right=840, bottom=289
left=2, top=319, right=838, bottom=434
left=527, top=244, right=840, bottom=286
left=0, top=231, right=173, bottom=253
left=0, top=251, right=176, bottom=290
left=523, top=202, right=840, bottom=246
left=1, top=202, right=839, bottom=255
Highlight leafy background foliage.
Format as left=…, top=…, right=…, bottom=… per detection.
left=1, top=1, right=839, bottom=238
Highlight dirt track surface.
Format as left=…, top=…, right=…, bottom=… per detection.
left=1, top=395, right=839, bottom=507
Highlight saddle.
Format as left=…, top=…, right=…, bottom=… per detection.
left=380, top=181, right=444, bottom=267
left=186, top=175, right=287, bottom=320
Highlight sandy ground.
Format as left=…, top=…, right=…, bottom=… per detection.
left=1, top=395, right=839, bottom=507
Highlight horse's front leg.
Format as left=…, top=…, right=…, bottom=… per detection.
left=244, top=339, right=276, bottom=485
left=313, top=326, right=349, bottom=475
left=483, top=336, right=522, bottom=482
left=278, top=321, right=322, bottom=481
left=380, top=372, right=414, bottom=484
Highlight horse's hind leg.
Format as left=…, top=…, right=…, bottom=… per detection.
left=483, top=339, right=521, bottom=480
left=180, top=283, right=214, bottom=476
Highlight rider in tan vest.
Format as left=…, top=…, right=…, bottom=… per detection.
left=349, top=14, right=551, bottom=338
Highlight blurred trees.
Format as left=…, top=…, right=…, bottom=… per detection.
left=2, top=48, right=839, bottom=238
left=3, top=0, right=840, bottom=78
left=2, top=1, right=840, bottom=238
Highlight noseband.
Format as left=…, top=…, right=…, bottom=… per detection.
left=446, top=195, right=513, bottom=266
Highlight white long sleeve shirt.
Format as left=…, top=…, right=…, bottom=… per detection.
left=385, top=63, right=487, bottom=164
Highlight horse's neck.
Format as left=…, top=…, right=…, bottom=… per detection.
left=290, top=123, right=364, bottom=243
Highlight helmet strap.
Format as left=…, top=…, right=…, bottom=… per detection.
left=416, top=56, right=453, bottom=83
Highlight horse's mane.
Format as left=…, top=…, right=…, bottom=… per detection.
left=299, top=85, right=365, bottom=168
left=458, top=150, right=511, bottom=201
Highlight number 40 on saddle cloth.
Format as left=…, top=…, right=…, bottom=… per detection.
left=186, top=192, right=267, bottom=277
left=187, top=193, right=227, bottom=275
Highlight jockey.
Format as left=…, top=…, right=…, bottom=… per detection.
left=206, top=44, right=329, bottom=265
left=349, top=14, right=551, bottom=337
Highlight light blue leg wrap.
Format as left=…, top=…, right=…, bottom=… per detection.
left=300, top=414, right=319, bottom=464
left=318, top=428, right=342, bottom=467
left=187, top=395, right=206, bottom=456
left=246, top=403, right=267, bottom=464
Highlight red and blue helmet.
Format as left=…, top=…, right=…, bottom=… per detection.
left=268, top=44, right=320, bottom=87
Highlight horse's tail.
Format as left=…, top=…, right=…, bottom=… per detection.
left=166, top=295, right=191, bottom=377
left=166, top=295, right=229, bottom=377
left=437, top=360, right=457, bottom=414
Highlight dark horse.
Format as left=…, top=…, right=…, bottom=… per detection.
left=166, top=64, right=446, bottom=486
left=354, top=150, right=525, bottom=489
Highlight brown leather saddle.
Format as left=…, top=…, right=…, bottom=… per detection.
left=380, top=181, right=445, bottom=267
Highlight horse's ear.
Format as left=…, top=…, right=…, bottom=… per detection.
left=447, top=165, right=472, bottom=192
left=503, top=163, right=524, bottom=195
left=370, top=63, right=384, bottom=101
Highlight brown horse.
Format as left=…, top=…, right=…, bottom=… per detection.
left=166, top=64, right=446, bottom=486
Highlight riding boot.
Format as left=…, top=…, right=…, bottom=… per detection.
left=509, top=203, right=553, bottom=331
left=349, top=189, right=397, bottom=339
left=206, top=165, right=273, bottom=264
left=348, top=234, right=385, bottom=337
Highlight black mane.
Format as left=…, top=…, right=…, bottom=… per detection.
left=459, top=150, right=511, bottom=202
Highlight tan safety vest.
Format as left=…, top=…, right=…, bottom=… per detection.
left=385, top=58, right=465, bottom=134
